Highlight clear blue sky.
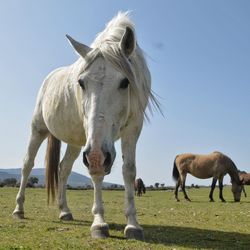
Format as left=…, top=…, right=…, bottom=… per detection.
left=0, top=1, right=249, bottom=186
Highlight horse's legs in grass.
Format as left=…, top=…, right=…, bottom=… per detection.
left=13, top=126, right=48, bottom=219
left=175, top=179, right=181, bottom=202
left=209, top=178, right=217, bottom=202
left=121, top=128, right=144, bottom=241
left=181, top=174, right=191, bottom=201
left=90, top=175, right=109, bottom=239
left=242, top=185, right=247, bottom=197
left=58, top=145, right=81, bottom=220
left=219, top=178, right=226, bottom=202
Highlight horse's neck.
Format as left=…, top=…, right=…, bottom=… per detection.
left=227, top=163, right=240, bottom=183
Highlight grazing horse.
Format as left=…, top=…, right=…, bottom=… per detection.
left=238, top=171, right=250, bottom=197
left=134, top=178, right=146, bottom=196
left=172, top=152, right=243, bottom=202
left=12, top=12, right=160, bottom=240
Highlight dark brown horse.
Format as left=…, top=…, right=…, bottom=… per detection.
left=134, top=178, right=146, bottom=196
left=172, top=152, right=243, bottom=202
left=238, top=171, right=250, bottom=197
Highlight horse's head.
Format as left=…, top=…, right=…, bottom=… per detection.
left=67, top=27, right=136, bottom=177
left=231, top=179, right=244, bottom=202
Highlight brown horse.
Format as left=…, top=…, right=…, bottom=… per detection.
left=134, top=178, right=146, bottom=196
left=172, top=152, right=243, bottom=202
left=238, top=171, right=250, bottom=197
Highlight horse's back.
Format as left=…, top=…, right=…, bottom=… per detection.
left=176, top=152, right=226, bottom=179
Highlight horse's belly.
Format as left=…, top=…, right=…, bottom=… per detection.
left=189, top=169, right=213, bottom=179
left=46, top=117, right=86, bottom=146
left=53, top=126, right=86, bottom=146
left=42, top=103, right=86, bottom=146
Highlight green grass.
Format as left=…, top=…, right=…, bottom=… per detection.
left=0, top=187, right=250, bottom=249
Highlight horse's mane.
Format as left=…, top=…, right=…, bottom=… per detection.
left=79, top=11, right=161, bottom=120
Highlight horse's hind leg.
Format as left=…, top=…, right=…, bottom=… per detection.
left=58, top=145, right=81, bottom=220
left=209, top=178, right=217, bottom=202
left=174, top=178, right=181, bottom=202
left=219, top=178, right=226, bottom=202
left=13, top=126, right=48, bottom=219
left=181, top=174, right=191, bottom=201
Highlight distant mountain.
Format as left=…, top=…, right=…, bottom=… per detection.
left=0, top=168, right=120, bottom=188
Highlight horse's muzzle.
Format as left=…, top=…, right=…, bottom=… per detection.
left=83, top=147, right=114, bottom=176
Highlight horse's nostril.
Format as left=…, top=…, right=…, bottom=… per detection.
left=83, top=152, right=89, bottom=168
left=104, top=152, right=112, bottom=167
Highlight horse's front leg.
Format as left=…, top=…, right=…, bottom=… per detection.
left=90, top=176, right=109, bottom=239
left=121, top=127, right=144, bottom=241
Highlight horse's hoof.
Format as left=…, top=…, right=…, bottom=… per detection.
left=60, top=213, right=74, bottom=221
left=124, top=226, right=144, bottom=241
left=185, top=198, right=191, bottom=202
left=210, top=199, right=214, bottom=202
left=12, top=211, right=24, bottom=219
left=91, top=224, right=109, bottom=239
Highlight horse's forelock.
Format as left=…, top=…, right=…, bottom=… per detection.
left=79, top=44, right=145, bottom=116
left=77, top=11, right=160, bottom=120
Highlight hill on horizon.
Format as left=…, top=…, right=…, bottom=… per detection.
left=0, top=168, right=121, bottom=188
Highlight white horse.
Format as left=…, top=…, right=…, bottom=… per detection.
left=13, top=12, right=160, bottom=240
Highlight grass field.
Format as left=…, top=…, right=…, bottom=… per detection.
left=0, top=187, right=250, bottom=250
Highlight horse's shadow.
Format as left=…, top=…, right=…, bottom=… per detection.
left=109, top=223, right=250, bottom=249
left=24, top=217, right=250, bottom=248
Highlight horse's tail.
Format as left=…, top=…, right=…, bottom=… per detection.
left=172, top=156, right=180, bottom=182
left=45, top=133, right=61, bottom=204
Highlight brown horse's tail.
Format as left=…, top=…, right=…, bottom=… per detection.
left=45, top=133, right=61, bottom=204
left=172, top=156, right=179, bottom=182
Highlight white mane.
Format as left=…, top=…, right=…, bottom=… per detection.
left=78, top=11, right=161, bottom=120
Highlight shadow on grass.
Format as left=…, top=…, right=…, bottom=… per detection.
left=20, top=216, right=250, bottom=249
left=109, top=223, right=249, bottom=249
left=142, top=224, right=250, bottom=249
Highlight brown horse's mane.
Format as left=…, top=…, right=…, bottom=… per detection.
left=226, top=157, right=241, bottom=184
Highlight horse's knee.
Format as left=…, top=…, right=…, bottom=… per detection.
left=122, top=162, right=136, bottom=177
left=16, top=195, right=25, bottom=204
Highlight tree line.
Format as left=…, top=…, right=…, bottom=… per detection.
left=0, top=177, right=39, bottom=187
left=0, top=178, right=200, bottom=190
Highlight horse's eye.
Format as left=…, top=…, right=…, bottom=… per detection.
left=78, top=79, right=85, bottom=89
left=120, top=78, right=129, bottom=89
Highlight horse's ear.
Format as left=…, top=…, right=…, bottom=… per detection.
left=66, top=34, right=91, bottom=58
left=120, top=27, right=136, bottom=57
